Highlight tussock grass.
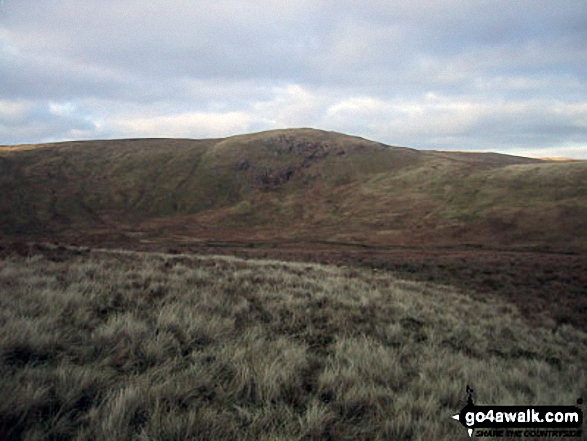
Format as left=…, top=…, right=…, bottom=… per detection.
left=0, top=247, right=585, bottom=440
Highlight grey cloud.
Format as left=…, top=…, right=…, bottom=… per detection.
left=3, top=0, right=586, bottom=89
left=0, top=0, right=586, bottom=157
left=2, top=0, right=324, bottom=82
left=0, top=101, right=99, bottom=144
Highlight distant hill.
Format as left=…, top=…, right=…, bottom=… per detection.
left=2, top=128, right=586, bottom=251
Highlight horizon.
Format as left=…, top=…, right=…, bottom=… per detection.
left=1, top=1, right=587, bottom=159
left=2, top=127, right=586, bottom=161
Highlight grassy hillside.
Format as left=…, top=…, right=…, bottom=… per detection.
left=0, top=138, right=216, bottom=232
left=1, top=129, right=586, bottom=250
left=1, top=245, right=585, bottom=440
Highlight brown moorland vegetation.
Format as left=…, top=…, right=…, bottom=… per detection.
left=152, top=243, right=587, bottom=334
left=0, top=244, right=585, bottom=440
left=1, top=129, right=586, bottom=251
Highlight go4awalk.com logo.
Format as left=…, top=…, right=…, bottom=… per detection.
left=452, top=386, right=584, bottom=438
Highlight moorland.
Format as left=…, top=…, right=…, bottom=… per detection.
left=1, top=128, right=586, bottom=440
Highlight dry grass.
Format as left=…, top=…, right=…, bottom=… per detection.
left=0, top=245, right=585, bottom=440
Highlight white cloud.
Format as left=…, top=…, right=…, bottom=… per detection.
left=0, top=100, right=32, bottom=120
left=110, top=111, right=254, bottom=139
left=516, top=144, right=587, bottom=160
left=49, top=102, right=76, bottom=117
left=327, top=97, right=389, bottom=117
left=250, top=85, right=331, bottom=128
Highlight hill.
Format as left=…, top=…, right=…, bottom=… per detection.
left=1, top=128, right=586, bottom=251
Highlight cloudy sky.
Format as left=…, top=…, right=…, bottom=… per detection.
left=1, top=0, right=586, bottom=158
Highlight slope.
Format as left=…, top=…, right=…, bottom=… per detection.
left=1, top=128, right=586, bottom=251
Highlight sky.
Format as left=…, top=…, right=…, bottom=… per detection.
left=1, top=0, right=587, bottom=158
